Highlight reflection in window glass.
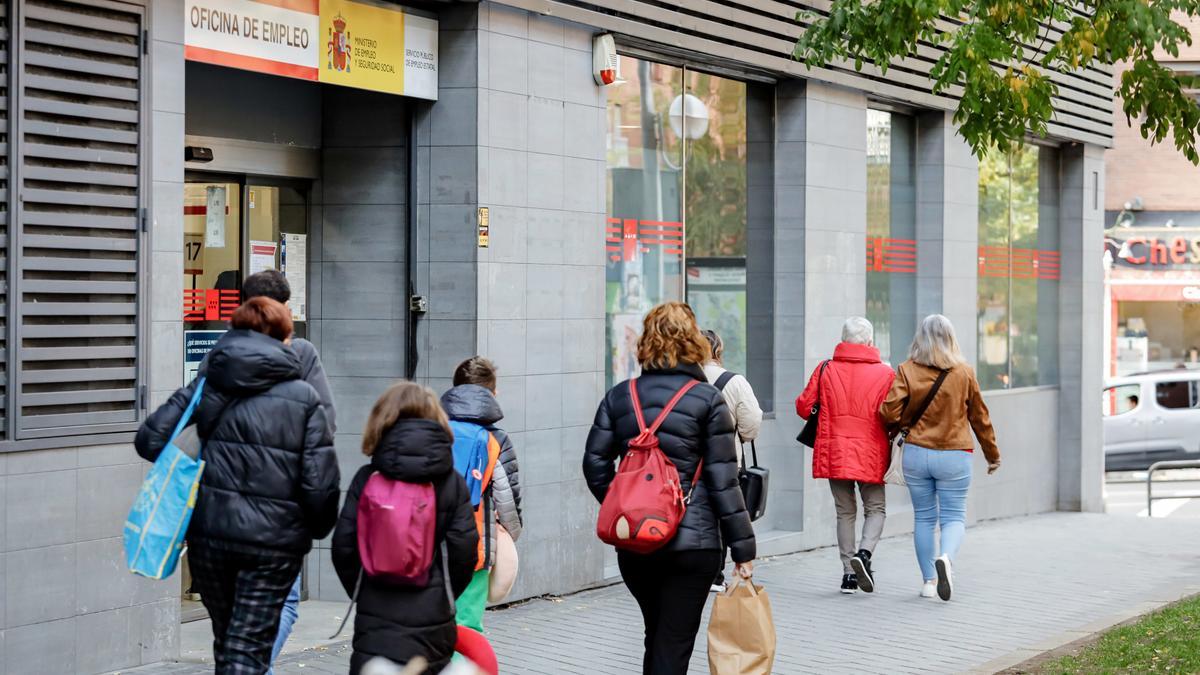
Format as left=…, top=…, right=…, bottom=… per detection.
left=684, top=70, right=748, bottom=375
left=605, top=58, right=685, bottom=387
left=1103, top=384, right=1141, bottom=416
left=605, top=58, right=772, bottom=409
left=1156, top=380, right=1200, bottom=410
left=866, top=110, right=917, bottom=367
left=976, top=145, right=1061, bottom=390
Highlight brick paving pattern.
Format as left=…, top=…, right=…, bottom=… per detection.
left=122, top=513, right=1200, bottom=674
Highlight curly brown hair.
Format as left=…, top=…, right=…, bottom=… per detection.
left=637, top=302, right=711, bottom=370
left=361, top=381, right=452, bottom=456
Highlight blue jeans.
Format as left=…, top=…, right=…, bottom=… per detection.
left=903, top=444, right=972, bottom=581
left=267, top=574, right=302, bottom=674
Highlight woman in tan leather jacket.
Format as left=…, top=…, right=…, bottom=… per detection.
left=881, top=314, right=1000, bottom=602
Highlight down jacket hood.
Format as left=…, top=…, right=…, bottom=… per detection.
left=371, top=419, right=455, bottom=483
left=440, top=384, right=503, bottom=426
left=134, top=328, right=339, bottom=557
left=205, top=329, right=301, bottom=396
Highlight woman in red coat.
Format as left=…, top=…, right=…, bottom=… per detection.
left=796, top=317, right=896, bottom=594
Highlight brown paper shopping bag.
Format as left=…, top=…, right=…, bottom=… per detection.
left=707, top=576, right=777, bottom=675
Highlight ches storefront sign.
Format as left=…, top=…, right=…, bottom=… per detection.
left=1113, top=235, right=1200, bottom=267
left=185, top=0, right=438, bottom=100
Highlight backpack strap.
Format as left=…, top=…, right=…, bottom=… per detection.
left=629, top=378, right=705, bottom=502
left=714, top=371, right=736, bottom=391
left=441, top=540, right=455, bottom=613
left=629, top=378, right=701, bottom=434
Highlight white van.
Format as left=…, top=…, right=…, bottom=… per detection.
left=1103, top=369, right=1200, bottom=471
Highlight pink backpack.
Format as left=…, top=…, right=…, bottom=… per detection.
left=357, top=472, right=437, bottom=585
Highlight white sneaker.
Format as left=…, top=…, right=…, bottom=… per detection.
left=920, top=581, right=936, bottom=598
left=710, top=583, right=727, bottom=593
left=935, top=555, right=953, bottom=601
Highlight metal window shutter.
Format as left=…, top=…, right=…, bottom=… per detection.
left=0, top=1, right=8, bottom=440
left=13, top=0, right=142, bottom=439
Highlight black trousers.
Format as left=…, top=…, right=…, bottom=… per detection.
left=187, top=544, right=304, bottom=675
left=618, top=549, right=723, bottom=675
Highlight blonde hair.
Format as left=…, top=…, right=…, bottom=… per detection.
left=909, top=314, right=967, bottom=370
left=637, top=302, right=712, bottom=370
left=362, top=381, right=452, bottom=456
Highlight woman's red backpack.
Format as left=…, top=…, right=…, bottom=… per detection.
left=597, top=378, right=702, bottom=554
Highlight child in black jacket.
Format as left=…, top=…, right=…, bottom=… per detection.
left=332, top=382, right=479, bottom=674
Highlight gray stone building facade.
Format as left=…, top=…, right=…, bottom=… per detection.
left=0, top=0, right=1108, bottom=671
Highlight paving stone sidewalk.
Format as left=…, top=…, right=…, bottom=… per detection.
left=123, top=512, right=1200, bottom=675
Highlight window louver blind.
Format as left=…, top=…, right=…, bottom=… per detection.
left=12, top=0, right=143, bottom=439
left=0, top=2, right=9, bottom=441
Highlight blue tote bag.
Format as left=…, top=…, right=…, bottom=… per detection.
left=124, top=378, right=207, bottom=579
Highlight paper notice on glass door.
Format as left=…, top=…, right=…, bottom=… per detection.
left=250, top=240, right=278, bottom=276
left=281, top=233, right=307, bottom=322
left=205, top=186, right=226, bottom=248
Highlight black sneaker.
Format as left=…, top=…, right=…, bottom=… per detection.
left=850, top=550, right=874, bottom=593
left=840, top=573, right=858, bottom=594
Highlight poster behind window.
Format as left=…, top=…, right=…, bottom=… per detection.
left=611, top=314, right=643, bottom=383
left=282, top=233, right=308, bottom=322
left=250, top=241, right=278, bottom=276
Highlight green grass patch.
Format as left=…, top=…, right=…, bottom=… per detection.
left=1038, top=595, right=1200, bottom=674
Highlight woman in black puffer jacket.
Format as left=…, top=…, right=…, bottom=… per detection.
left=584, top=302, right=756, bottom=675
left=332, top=382, right=478, bottom=674
left=135, top=297, right=339, bottom=674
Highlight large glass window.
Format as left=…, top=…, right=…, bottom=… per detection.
left=977, top=146, right=1061, bottom=389
left=605, top=56, right=773, bottom=406
left=606, top=59, right=685, bottom=385
left=866, top=110, right=917, bottom=367
left=684, top=70, right=749, bottom=375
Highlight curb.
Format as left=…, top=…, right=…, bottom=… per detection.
left=966, top=583, right=1200, bottom=674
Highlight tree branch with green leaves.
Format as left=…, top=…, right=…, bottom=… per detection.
left=793, top=0, right=1200, bottom=161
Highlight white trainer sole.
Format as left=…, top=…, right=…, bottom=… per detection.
left=935, top=556, right=952, bottom=601
left=850, top=557, right=874, bottom=593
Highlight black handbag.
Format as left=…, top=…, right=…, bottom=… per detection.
left=739, top=441, right=769, bottom=522
left=797, top=360, right=830, bottom=447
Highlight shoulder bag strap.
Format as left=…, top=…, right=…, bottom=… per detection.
left=169, top=377, right=207, bottom=443
left=813, top=360, right=830, bottom=411
left=748, top=440, right=759, bottom=468
left=715, top=371, right=736, bottom=391
left=902, top=369, right=950, bottom=436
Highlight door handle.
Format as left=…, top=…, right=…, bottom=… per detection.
left=1153, top=417, right=1167, bottom=425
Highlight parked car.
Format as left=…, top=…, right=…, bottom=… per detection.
left=1103, top=369, right=1200, bottom=471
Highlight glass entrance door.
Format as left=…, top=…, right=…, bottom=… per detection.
left=247, top=184, right=311, bottom=338
left=179, top=177, right=311, bottom=621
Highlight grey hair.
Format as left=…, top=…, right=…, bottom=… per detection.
left=841, top=317, right=874, bottom=345
left=701, top=329, right=724, bottom=362
left=909, top=314, right=966, bottom=369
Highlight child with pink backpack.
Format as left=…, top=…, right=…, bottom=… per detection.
left=331, top=382, right=479, bottom=674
